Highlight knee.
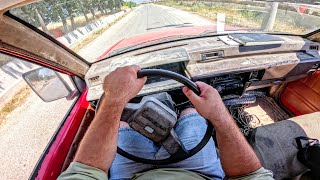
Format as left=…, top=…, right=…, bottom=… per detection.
left=180, top=108, right=197, bottom=118
left=119, top=121, right=130, bottom=129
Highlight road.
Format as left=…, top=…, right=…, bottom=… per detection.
left=0, top=82, right=74, bottom=179
left=0, top=4, right=213, bottom=179
left=79, top=4, right=213, bottom=62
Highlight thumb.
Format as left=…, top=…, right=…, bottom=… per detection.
left=183, top=87, right=201, bottom=104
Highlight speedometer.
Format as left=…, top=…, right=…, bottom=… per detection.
left=144, top=62, right=185, bottom=84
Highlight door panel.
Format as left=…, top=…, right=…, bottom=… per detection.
left=281, top=71, right=320, bottom=115
left=32, top=91, right=89, bottom=180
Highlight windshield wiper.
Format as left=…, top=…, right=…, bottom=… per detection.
left=146, top=23, right=193, bottom=30
left=199, top=29, right=260, bottom=36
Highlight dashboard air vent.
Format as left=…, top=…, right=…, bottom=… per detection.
left=309, top=45, right=319, bottom=50
left=89, top=76, right=100, bottom=86
left=201, top=50, right=224, bottom=61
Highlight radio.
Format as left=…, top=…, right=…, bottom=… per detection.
left=207, top=70, right=264, bottom=96
left=211, top=74, right=245, bottom=95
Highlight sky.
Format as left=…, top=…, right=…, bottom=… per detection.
left=124, top=0, right=149, bottom=4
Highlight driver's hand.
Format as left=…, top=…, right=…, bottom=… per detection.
left=103, top=65, right=146, bottom=105
left=182, top=81, right=228, bottom=124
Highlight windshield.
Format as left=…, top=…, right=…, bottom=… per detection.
left=10, top=0, right=320, bottom=63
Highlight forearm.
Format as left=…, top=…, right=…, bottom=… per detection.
left=210, top=106, right=261, bottom=177
left=74, top=98, right=124, bottom=173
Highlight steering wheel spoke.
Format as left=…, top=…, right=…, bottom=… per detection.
left=162, top=129, right=186, bottom=155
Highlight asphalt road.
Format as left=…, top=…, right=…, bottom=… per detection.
left=0, top=82, right=74, bottom=180
left=79, top=4, right=213, bottom=62
left=0, top=4, right=213, bottom=179
left=37, top=78, right=70, bottom=101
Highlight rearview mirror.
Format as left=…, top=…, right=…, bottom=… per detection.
left=23, top=68, right=73, bottom=102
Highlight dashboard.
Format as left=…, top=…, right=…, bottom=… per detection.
left=85, top=34, right=320, bottom=102
left=144, top=63, right=186, bottom=84
left=143, top=62, right=265, bottom=97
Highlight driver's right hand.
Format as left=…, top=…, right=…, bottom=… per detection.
left=182, top=81, right=228, bottom=125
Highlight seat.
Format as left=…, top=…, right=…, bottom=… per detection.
left=288, top=112, right=320, bottom=140
left=281, top=71, right=320, bottom=116
left=247, top=112, right=320, bottom=179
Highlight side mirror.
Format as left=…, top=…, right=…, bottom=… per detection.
left=22, top=68, right=76, bottom=102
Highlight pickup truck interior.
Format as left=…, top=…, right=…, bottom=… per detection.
left=82, top=34, right=320, bottom=179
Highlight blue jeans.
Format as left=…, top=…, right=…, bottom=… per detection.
left=110, top=113, right=225, bottom=180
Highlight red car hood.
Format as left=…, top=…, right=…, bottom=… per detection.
left=97, top=25, right=240, bottom=60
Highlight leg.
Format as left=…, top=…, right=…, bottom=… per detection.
left=155, top=108, right=225, bottom=180
left=109, top=122, right=158, bottom=180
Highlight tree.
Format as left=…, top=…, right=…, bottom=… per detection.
left=81, top=0, right=97, bottom=19
left=107, top=0, right=115, bottom=12
left=96, top=0, right=107, bottom=15
left=78, top=0, right=90, bottom=23
left=35, top=8, right=49, bottom=33
left=57, top=5, right=69, bottom=33
left=64, top=0, right=78, bottom=30
left=123, top=1, right=136, bottom=8
left=12, top=0, right=126, bottom=35
left=16, top=2, right=51, bottom=34
left=101, top=0, right=109, bottom=14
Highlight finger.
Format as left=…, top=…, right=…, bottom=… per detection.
left=131, top=65, right=141, bottom=72
left=195, top=81, right=210, bottom=92
left=138, top=77, right=147, bottom=84
left=183, top=86, right=201, bottom=103
left=128, top=65, right=143, bottom=79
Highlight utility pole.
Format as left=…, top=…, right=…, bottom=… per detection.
left=261, top=2, right=279, bottom=31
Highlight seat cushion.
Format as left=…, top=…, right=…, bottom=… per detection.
left=248, top=120, right=308, bottom=179
left=281, top=71, right=320, bottom=116
left=248, top=112, right=320, bottom=179
left=288, top=112, right=320, bottom=140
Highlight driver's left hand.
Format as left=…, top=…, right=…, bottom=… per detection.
left=103, top=65, right=146, bottom=105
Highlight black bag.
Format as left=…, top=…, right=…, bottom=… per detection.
left=296, top=137, right=320, bottom=176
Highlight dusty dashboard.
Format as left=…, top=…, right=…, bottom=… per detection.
left=144, top=62, right=187, bottom=84
left=85, top=34, right=320, bottom=102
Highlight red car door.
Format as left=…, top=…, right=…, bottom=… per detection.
left=0, top=49, right=90, bottom=179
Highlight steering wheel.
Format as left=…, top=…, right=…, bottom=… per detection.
left=116, top=69, right=214, bottom=165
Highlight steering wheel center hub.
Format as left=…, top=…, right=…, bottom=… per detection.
left=129, top=97, right=185, bottom=150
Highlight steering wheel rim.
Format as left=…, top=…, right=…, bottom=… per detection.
left=117, top=69, right=214, bottom=165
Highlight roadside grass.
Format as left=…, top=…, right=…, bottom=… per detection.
left=0, top=86, right=31, bottom=125
left=121, top=6, right=130, bottom=10
left=0, top=56, right=12, bottom=66
left=157, top=1, right=306, bottom=34
left=70, top=14, right=126, bottom=53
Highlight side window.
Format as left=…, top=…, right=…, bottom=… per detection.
left=0, top=52, right=78, bottom=179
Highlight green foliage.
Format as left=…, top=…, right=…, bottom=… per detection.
left=239, top=10, right=263, bottom=22
left=11, top=0, right=124, bottom=34
left=123, top=1, right=137, bottom=8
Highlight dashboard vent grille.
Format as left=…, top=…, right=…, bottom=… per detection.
left=201, top=51, right=224, bottom=61
left=89, top=76, right=100, bottom=86
left=310, top=45, right=319, bottom=50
